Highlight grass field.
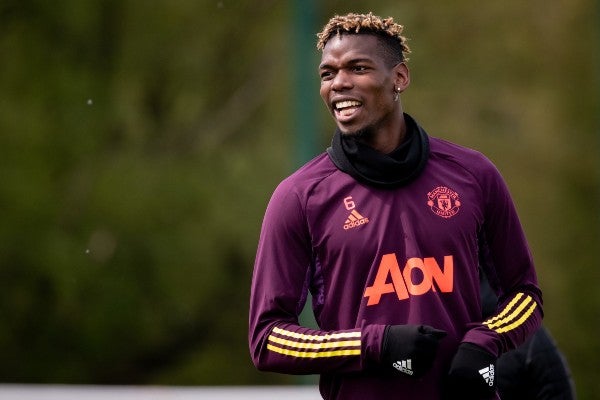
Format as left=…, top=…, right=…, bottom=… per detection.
left=0, top=385, right=321, bottom=400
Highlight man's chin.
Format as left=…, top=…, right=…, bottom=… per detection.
left=340, top=127, right=372, bottom=140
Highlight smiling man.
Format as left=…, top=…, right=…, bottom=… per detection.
left=249, top=13, right=543, bottom=400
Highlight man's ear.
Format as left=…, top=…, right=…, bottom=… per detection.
left=394, top=62, right=410, bottom=93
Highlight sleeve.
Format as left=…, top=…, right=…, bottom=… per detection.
left=248, top=181, right=385, bottom=375
left=462, top=159, right=544, bottom=357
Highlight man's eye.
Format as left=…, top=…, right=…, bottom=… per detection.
left=320, top=71, right=333, bottom=80
left=353, top=66, right=367, bottom=72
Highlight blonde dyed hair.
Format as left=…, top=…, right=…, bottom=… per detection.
left=316, top=12, right=410, bottom=62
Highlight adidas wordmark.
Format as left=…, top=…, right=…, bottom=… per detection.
left=392, top=359, right=413, bottom=376
left=343, top=209, right=369, bottom=230
left=479, top=364, right=495, bottom=386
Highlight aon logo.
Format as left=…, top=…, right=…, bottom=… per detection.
left=364, top=254, right=454, bottom=306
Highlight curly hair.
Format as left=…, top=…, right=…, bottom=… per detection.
left=316, top=12, right=411, bottom=64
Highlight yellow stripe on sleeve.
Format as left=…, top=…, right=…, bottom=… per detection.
left=267, top=343, right=361, bottom=358
left=485, top=295, right=533, bottom=329
left=272, top=327, right=361, bottom=341
left=483, top=292, right=539, bottom=334
left=483, top=292, right=524, bottom=326
left=493, top=302, right=538, bottom=333
left=267, top=327, right=362, bottom=359
left=268, top=335, right=361, bottom=350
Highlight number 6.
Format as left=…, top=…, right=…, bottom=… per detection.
left=344, top=196, right=355, bottom=210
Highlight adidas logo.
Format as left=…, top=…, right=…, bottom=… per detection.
left=343, top=209, right=369, bottom=230
left=392, top=359, right=413, bottom=376
left=479, top=364, right=495, bottom=387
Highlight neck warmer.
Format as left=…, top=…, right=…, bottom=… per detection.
left=326, top=113, right=430, bottom=188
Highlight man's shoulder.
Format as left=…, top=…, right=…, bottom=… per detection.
left=428, top=136, right=495, bottom=171
left=429, top=136, right=484, bottom=157
left=266, top=152, right=339, bottom=211
left=280, top=152, right=338, bottom=188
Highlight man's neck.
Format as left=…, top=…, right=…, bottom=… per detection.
left=360, top=114, right=407, bottom=154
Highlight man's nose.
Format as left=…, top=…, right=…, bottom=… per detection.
left=331, top=70, right=352, bottom=91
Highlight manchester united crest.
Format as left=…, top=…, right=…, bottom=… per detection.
left=427, top=186, right=461, bottom=218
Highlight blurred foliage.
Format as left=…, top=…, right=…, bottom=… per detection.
left=0, top=0, right=598, bottom=397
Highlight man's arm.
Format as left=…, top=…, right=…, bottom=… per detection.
left=445, top=159, right=543, bottom=399
left=248, top=183, right=385, bottom=374
left=463, top=161, right=543, bottom=356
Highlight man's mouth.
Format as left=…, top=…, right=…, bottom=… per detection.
left=334, top=100, right=362, bottom=118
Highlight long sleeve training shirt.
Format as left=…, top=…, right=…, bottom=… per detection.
left=249, top=133, right=543, bottom=399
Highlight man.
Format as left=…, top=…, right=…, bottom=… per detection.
left=249, top=12, right=543, bottom=399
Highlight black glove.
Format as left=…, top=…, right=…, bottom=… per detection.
left=445, top=342, right=497, bottom=399
left=381, top=324, right=447, bottom=378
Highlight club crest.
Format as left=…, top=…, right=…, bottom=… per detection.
left=427, top=186, right=461, bottom=218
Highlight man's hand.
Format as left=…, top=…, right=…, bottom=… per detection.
left=445, top=342, right=497, bottom=399
left=381, top=324, right=447, bottom=378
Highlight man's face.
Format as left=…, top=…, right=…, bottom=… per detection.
left=319, top=34, right=403, bottom=136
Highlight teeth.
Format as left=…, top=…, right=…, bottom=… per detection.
left=335, top=100, right=361, bottom=110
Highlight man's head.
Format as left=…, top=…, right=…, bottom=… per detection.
left=316, top=13, right=411, bottom=143
left=317, top=13, right=410, bottom=67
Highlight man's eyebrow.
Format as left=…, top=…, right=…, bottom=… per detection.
left=319, top=58, right=373, bottom=70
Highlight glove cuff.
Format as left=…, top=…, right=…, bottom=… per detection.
left=460, top=342, right=495, bottom=361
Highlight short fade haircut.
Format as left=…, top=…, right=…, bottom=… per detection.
left=316, top=12, right=411, bottom=66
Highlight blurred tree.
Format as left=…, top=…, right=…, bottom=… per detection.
left=0, top=0, right=293, bottom=385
